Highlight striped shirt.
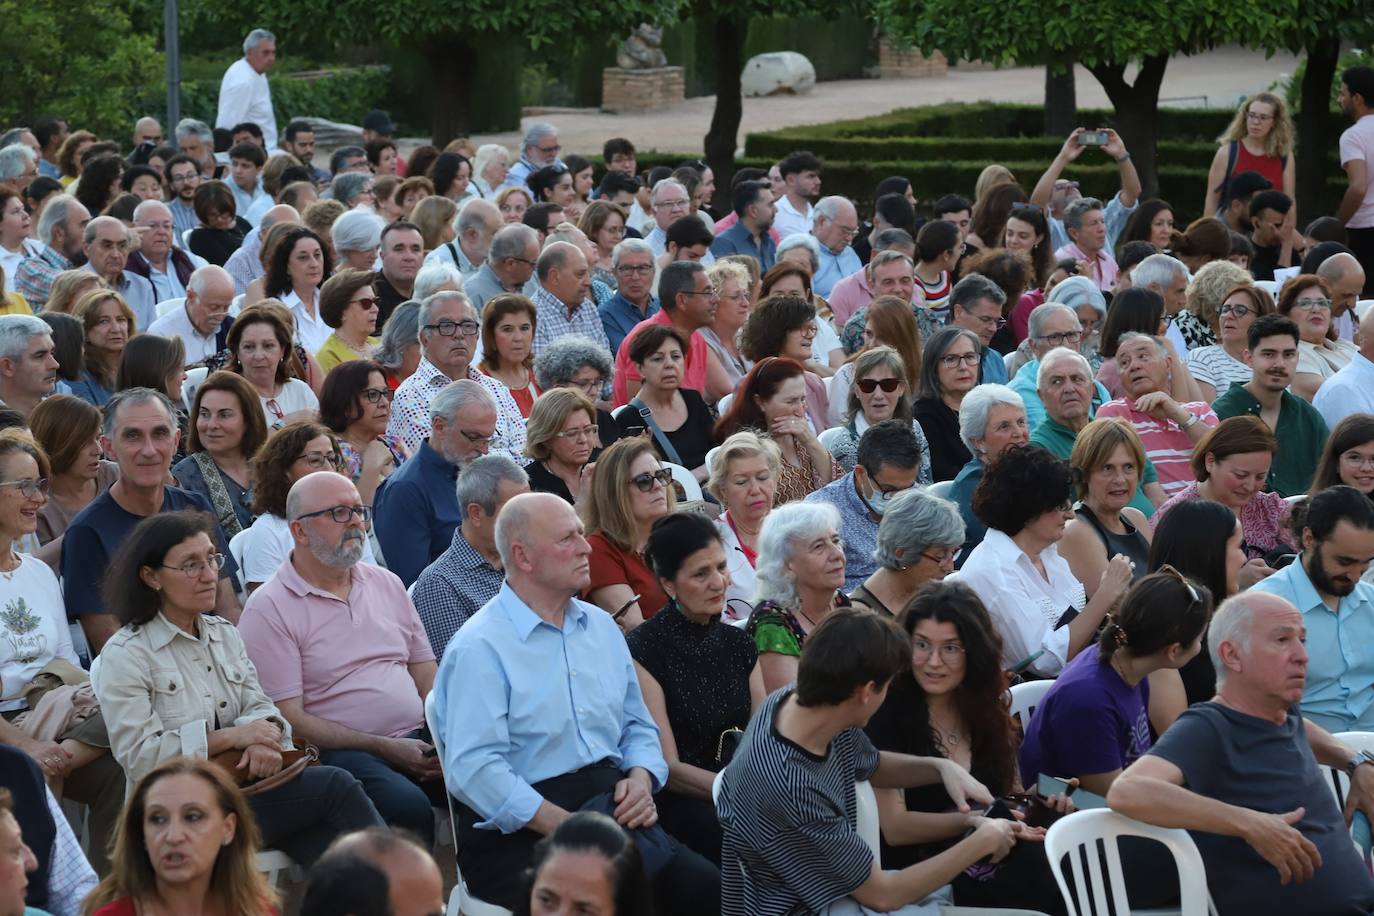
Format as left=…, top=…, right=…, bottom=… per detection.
left=1095, top=398, right=1217, bottom=496
left=717, top=687, right=879, bottom=916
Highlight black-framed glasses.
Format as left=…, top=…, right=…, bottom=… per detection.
left=424, top=319, right=480, bottom=337
left=856, top=377, right=903, bottom=394
left=0, top=478, right=48, bottom=499
left=630, top=468, right=673, bottom=492
left=294, top=504, right=373, bottom=524
left=615, top=264, right=653, bottom=276
left=939, top=352, right=980, bottom=368
left=160, top=553, right=227, bottom=578
left=361, top=387, right=393, bottom=403
left=1218, top=303, right=1252, bottom=318
left=504, top=256, right=536, bottom=267
left=569, top=376, right=604, bottom=394
left=1035, top=331, right=1083, bottom=346
left=296, top=450, right=342, bottom=470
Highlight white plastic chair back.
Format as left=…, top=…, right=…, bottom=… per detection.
left=1357, top=300, right=1374, bottom=320
left=182, top=228, right=195, bottom=248
left=155, top=296, right=185, bottom=318
left=717, top=391, right=734, bottom=415
left=425, top=691, right=514, bottom=916
left=611, top=403, right=632, bottom=419
left=1252, top=279, right=1279, bottom=299
left=926, top=479, right=955, bottom=500
left=255, top=849, right=298, bottom=888
left=854, top=780, right=881, bottom=856
left=1045, top=808, right=1215, bottom=916
left=182, top=366, right=209, bottom=409
left=663, top=462, right=703, bottom=502
left=1008, top=680, right=1054, bottom=731
left=1326, top=731, right=1374, bottom=820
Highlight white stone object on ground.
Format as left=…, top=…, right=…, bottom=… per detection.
left=742, top=52, right=816, bottom=98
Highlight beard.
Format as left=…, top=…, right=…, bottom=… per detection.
left=306, top=526, right=366, bottom=569
left=1306, top=548, right=1357, bottom=598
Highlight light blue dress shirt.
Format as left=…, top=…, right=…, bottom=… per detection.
left=813, top=244, right=861, bottom=299
left=1048, top=191, right=1138, bottom=253
left=433, top=582, right=667, bottom=834
left=1252, top=556, right=1374, bottom=732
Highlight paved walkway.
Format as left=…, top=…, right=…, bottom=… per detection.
left=399, top=45, right=1299, bottom=158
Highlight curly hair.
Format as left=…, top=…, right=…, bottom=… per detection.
left=971, top=444, right=1073, bottom=535
left=73, top=155, right=123, bottom=218
left=1219, top=91, right=1293, bottom=159
left=531, top=335, right=613, bottom=390
left=250, top=420, right=338, bottom=518
left=739, top=294, right=815, bottom=362
left=1185, top=259, right=1253, bottom=333
left=263, top=226, right=332, bottom=300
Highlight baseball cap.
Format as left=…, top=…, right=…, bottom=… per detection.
left=362, top=110, right=397, bottom=136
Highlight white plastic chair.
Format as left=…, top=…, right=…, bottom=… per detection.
left=716, top=391, right=734, bottom=415
left=228, top=528, right=248, bottom=578
left=1045, top=808, right=1215, bottom=916
left=155, top=296, right=185, bottom=318
left=1008, top=680, right=1053, bottom=731
left=424, top=691, right=514, bottom=916
left=182, top=365, right=209, bottom=409
left=818, top=425, right=849, bottom=455
left=255, top=849, right=300, bottom=888
left=663, top=462, right=703, bottom=502
left=611, top=403, right=632, bottom=420
left=1357, top=299, right=1374, bottom=320
left=926, top=479, right=955, bottom=500
left=1252, top=279, right=1279, bottom=299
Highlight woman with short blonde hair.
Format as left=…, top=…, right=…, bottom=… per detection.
left=524, top=388, right=598, bottom=504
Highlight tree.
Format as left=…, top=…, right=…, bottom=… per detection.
left=0, top=0, right=160, bottom=138
left=875, top=0, right=1294, bottom=196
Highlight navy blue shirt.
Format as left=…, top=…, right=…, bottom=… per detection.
left=710, top=220, right=777, bottom=273
left=61, top=485, right=238, bottom=620
left=598, top=292, right=659, bottom=356
left=373, top=438, right=460, bottom=587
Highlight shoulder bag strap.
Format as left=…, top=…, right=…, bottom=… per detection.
left=192, top=451, right=244, bottom=539
left=629, top=398, right=683, bottom=466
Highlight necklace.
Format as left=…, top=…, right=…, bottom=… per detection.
left=729, top=512, right=761, bottom=537
left=0, top=550, right=18, bottom=579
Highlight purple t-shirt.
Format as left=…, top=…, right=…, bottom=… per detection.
left=1018, top=649, right=1152, bottom=786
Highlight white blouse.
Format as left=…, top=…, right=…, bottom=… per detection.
left=716, top=514, right=758, bottom=625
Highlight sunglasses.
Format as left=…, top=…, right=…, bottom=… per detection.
left=630, top=468, right=673, bottom=492
left=856, top=377, right=903, bottom=394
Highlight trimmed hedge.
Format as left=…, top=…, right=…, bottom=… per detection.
left=745, top=135, right=1224, bottom=170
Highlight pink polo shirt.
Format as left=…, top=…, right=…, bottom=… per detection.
left=612, top=309, right=710, bottom=406
left=827, top=269, right=873, bottom=326
left=239, top=558, right=435, bottom=739
left=1095, top=398, right=1217, bottom=496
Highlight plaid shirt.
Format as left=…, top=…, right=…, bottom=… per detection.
left=410, top=526, right=505, bottom=659
left=45, top=785, right=97, bottom=916
left=386, top=356, right=526, bottom=461
left=531, top=282, right=610, bottom=358
left=14, top=244, right=70, bottom=307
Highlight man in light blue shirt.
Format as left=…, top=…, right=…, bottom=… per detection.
left=810, top=196, right=862, bottom=298
left=1252, top=485, right=1374, bottom=733
left=1008, top=300, right=1109, bottom=428
left=1029, top=128, right=1141, bottom=253
left=500, top=121, right=563, bottom=193
left=433, top=492, right=720, bottom=913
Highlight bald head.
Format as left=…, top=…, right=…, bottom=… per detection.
left=1360, top=305, right=1374, bottom=360
left=83, top=216, right=131, bottom=280
left=537, top=240, right=591, bottom=307
left=1208, top=590, right=1301, bottom=688
left=133, top=117, right=163, bottom=146
left=286, top=471, right=356, bottom=521
left=1317, top=252, right=1367, bottom=318
left=261, top=204, right=301, bottom=231
left=328, top=829, right=443, bottom=916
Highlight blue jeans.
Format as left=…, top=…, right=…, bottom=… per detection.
left=321, top=741, right=441, bottom=847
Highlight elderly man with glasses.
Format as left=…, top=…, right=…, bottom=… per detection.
left=1008, top=301, right=1113, bottom=428
left=809, top=196, right=862, bottom=298
left=502, top=121, right=563, bottom=193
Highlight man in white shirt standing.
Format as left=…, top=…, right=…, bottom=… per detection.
left=216, top=29, right=278, bottom=151
left=772, top=150, right=822, bottom=239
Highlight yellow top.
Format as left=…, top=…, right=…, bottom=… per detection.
left=315, top=333, right=379, bottom=376
left=0, top=293, right=32, bottom=315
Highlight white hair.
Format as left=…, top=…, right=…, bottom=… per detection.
left=0, top=145, right=35, bottom=182
left=813, top=195, right=852, bottom=223
left=1045, top=275, right=1107, bottom=319
left=0, top=314, right=52, bottom=363
left=873, top=490, right=964, bottom=571
left=1026, top=302, right=1080, bottom=341
left=611, top=237, right=653, bottom=268
left=776, top=233, right=821, bottom=276
left=1035, top=346, right=1093, bottom=388
left=414, top=263, right=464, bottom=301
left=331, top=208, right=384, bottom=254
left=430, top=378, right=496, bottom=424
left=521, top=122, right=557, bottom=151
left=417, top=290, right=474, bottom=344
left=753, top=502, right=842, bottom=610
left=650, top=178, right=687, bottom=207
left=186, top=265, right=232, bottom=299
left=37, top=194, right=76, bottom=246
left=1131, top=254, right=1189, bottom=293
left=174, top=118, right=213, bottom=148
left=244, top=29, right=276, bottom=53
left=957, top=383, right=1025, bottom=454
left=1208, top=592, right=1261, bottom=686
left=132, top=199, right=172, bottom=224
left=473, top=144, right=510, bottom=180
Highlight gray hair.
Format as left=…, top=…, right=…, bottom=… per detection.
left=413, top=263, right=464, bottom=300
left=532, top=335, right=613, bottom=390
left=776, top=233, right=821, bottom=276
left=957, top=383, right=1025, bottom=454
left=611, top=237, right=653, bottom=268
left=873, top=490, right=965, bottom=570
left=1062, top=197, right=1103, bottom=233
left=417, top=290, right=474, bottom=344
left=186, top=264, right=232, bottom=299
left=174, top=118, right=213, bottom=149
left=1130, top=253, right=1188, bottom=294
left=1046, top=275, right=1108, bottom=319
left=488, top=223, right=538, bottom=264
left=457, top=199, right=498, bottom=236
left=331, top=208, right=383, bottom=254
left=243, top=28, right=276, bottom=53
left=1117, top=330, right=1167, bottom=356
left=706, top=430, right=782, bottom=501
left=872, top=228, right=914, bottom=253
left=101, top=387, right=177, bottom=439
left=376, top=300, right=420, bottom=370
left=1026, top=302, right=1080, bottom=341
left=949, top=272, right=1007, bottom=311
left=456, top=454, right=529, bottom=517
left=0, top=145, right=34, bottom=182
left=813, top=195, right=852, bottom=223
left=473, top=144, right=510, bottom=180
left=1035, top=346, right=1093, bottom=388
left=650, top=179, right=687, bottom=207
left=83, top=215, right=125, bottom=246
left=37, top=194, right=76, bottom=246
left=0, top=314, right=52, bottom=363
left=0, top=129, right=29, bottom=149
left=1209, top=592, right=1262, bottom=686
left=521, top=122, right=558, bottom=152
left=867, top=249, right=913, bottom=278
left=754, top=501, right=842, bottom=609
left=429, top=377, right=496, bottom=424
left=132, top=199, right=172, bottom=224
left=330, top=172, right=373, bottom=208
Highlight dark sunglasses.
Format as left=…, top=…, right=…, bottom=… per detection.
left=856, top=377, right=903, bottom=394
left=630, top=468, right=673, bottom=492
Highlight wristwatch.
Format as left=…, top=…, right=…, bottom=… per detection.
left=1345, top=749, right=1374, bottom=775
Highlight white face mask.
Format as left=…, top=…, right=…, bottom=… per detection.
left=863, top=482, right=911, bottom=517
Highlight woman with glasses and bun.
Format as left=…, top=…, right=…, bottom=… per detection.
left=581, top=438, right=674, bottom=631
left=93, top=511, right=383, bottom=872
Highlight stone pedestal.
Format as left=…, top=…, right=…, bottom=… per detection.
left=601, top=66, right=685, bottom=114
left=878, top=40, right=949, bottom=80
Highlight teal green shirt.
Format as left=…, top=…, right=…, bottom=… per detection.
left=1212, top=382, right=1328, bottom=497
left=1030, top=416, right=1160, bottom=518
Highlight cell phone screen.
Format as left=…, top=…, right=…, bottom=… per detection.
left=1037, top=773, right=1073, bottom=798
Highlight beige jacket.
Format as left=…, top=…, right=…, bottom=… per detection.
left=93, top=611, right=290, bottom=791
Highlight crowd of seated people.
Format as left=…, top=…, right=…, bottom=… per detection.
left=8, top=61, right=1374, bottom=916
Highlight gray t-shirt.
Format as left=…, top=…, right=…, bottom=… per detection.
left=1147, top=702, right=1374, bottom=916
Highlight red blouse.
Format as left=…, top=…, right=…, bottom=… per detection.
left=584, top=531, right=670, bottom=619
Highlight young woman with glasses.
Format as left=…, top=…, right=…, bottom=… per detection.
left=319, top=360, right=409, bottom=506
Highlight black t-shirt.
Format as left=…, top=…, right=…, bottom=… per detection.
left=617, top=388, right=715, bottom=471
left=1148, top=702, right=1374, bottom=916
left=1248, top=241, right=1296, bottom=281
left=912, top=397, right=973, bottom=483
left=374, top=272, right=409, bottom=330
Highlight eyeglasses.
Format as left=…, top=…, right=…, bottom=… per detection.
left=0, top=478, right=48, bottom=499
left=919, top=548, right=959, bottom=569
left=615, top=264, right=653, bottom=276
left=424, top=319, right=480, bottom=337
left=1034, top=330, right=1083, bottom=346
left=265, top=398, right=284, bottom=421
left=832, top=224, right=860, bottom=238
left=856, top=377, right=903, bottom=394
left=630, top=468, right=673, bottom=492
left=1218, top=303, right=1253, bottom=318
left=159, top=553, right=227, bottom=578
left=1291, top=298, right=1332, bottom=312
left=349, top=296, right=378, bottom=310
left=939, top=352, right=980, bottom=368
left=361, top=387, right=392, bottom=403
left=1342, top=452, right=1374, bottom=469
left=138, top=221, right=174, bottom=231
left=1246, top=111, right=1274, bottom=122
left=294, top=504, right=373, bottom=524
left=459, top=429, right=495, bottom=446
left=536, top=143, right=563, bottom=155
left=569, top=376, right=604, bottom=394
left=970, top=313, right=1008, bottom=329
left=653, top=199, right=689, bottom=212
left=912, top=638, right=966, bottom=662
left=296, top=451, right=342, bottom=470
left=555, top=425, right=599, bottom=441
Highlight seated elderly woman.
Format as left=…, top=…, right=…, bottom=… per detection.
left=714, top=357, right=839, bottom=505
left=92, top=511, right=383, bottom=868
left=524, top=387, right=600, bottom=505
left=217, top=304, right=321, bottom=427
left=827, top=294, right=924, bottom=425
left=822, top=346, right=932, bottom=483
left=1152, top=415, right=1294, bottom=581
left=1173, top=258, right=1254, bottom=352
left=948, top=384, right=1031, bottom=564
left=760, top=259, right=844, bottom=372
left=478, top=294, right=541, bottom=417
left=1278, top=273, right=1358, bottom=401
left=701, top=259, right=753, bottom=388
left=314, top=268, right=380, bottom=375
left=738, top=294, right=831, bottom=429
left=748, top=500, right=850, bottom=692
left=532, top=334, right=621, bottom=448
left=1007, top=272, right=1108, bottom=380
left=912, top=327, right=985, bottom=482
left=952, top=444, right=1133, bottom=679
left=375, top=299, right=422, bottom=390
left=707, top=431, right=781, bottom=623
left=617, top=324, right=715, bottom=482
left=627, top=512, right=764, bottom=865
left=581, top=437, right=674, bottom=630
left=848, top=488, right=965, bottom=617
left=331, top=208, right=384, bottom=272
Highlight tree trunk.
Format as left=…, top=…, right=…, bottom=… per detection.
left=1044, top=62, right=1077, bottom=137
left=1087, top=55, right=1169, bottom=198
left=703, top=12, right=746, bottom=209
left=426, top=35, right=478, bottom=146
left=1297, top=37, right=1341, bottom=221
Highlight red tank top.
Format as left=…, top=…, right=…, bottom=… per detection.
left=1231, top=142, right=1285, bottom=191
